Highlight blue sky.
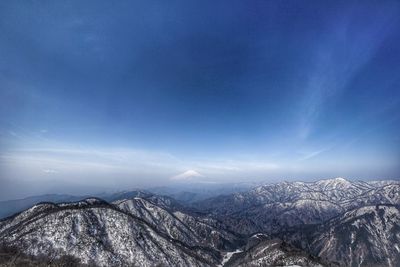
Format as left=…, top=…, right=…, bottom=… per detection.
left=1, top=1, right=400, bottom=199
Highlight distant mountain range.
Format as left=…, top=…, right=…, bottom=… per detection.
left=0, top=178, right=399, bottom=266
left=0, top=182, right=253, bottom=220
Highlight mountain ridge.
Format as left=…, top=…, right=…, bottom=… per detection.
left=0, top=177, right=398, bottom=266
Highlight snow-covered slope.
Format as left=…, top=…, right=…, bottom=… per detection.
left=282, top=204, right=400, bottom=267
left=310, top=204, right=400, bottom=267
left=195, top=178, right=400, bottom=234
left=0, top=178, right=398, bottom=267
left=114, top=195, right=244, bottom=251
left=223, top=233, right=324, bottom=267
left=0, top=198, right=219, bottom=266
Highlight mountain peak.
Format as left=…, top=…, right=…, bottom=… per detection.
left=170, top=170, right=203, bottom=181
left=315, top=177, right=352, bottom=189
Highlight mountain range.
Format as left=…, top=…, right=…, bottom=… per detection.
left=0, top=177, right=399, bottom=266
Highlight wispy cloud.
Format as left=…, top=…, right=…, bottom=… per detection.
left=298, top=9, right=396, bottom=140
left=298, top=148, right=328, bottom=161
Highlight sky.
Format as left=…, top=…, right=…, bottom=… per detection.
left=1, top=1, right=400, bottom=200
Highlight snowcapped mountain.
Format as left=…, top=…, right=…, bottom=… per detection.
left=0, top=190, right=152, bottom=220
left=195, top=178, right=400, bottom=234
left=313, top=204, right=400, bottom=267
left=222, top=233, right=323, bottom=267
left=0, top=177, right=399, bottom=266
left=283, top=204, right=400, bottom=267
left=114, top=195, right=244, bottom=251
left=0, top=198, right=220, bottom=266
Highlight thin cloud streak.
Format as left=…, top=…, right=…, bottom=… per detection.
left=298, top=149, right=327, bottom=161
left=298, top=9, right=396, bottom=140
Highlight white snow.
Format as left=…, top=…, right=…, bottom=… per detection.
left=218, top=249, right=242, bottom=266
